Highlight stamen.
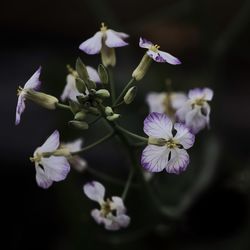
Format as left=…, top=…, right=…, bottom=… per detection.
left=17, top=86, right=23, bottom=96
left=100, top=22, right=107, bottom=32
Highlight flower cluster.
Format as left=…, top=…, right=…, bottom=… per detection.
left=15, top=23, right=213, bottom=231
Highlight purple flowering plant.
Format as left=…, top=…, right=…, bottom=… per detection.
left=15, top=23, right=213, bottom=231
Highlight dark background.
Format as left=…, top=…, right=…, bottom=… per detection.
left=1, top=0, right=250, bottom=249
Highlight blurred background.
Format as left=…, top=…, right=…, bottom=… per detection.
left=1, top=0, right=250, bottom=249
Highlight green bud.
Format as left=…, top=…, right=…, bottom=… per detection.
left=95, top=89, right=110, bottom=98
left=98, top=64, right=109, bottom=84
left=105, top=106, right=114, bottom=116
left=75, top=78, right=86, bottom=93
left=76, top=57, right=89, bottom=81
left=74, top=111, right=86, bottom=120
left=69, top=120, right=89, bottom=130
left=69, top=100, right=81, bottom=114
left=132, top=54, right=152, bottom=81
left=106, top=113, right=120, bottom=121
left=101, top=46, right=116, bottom=67
left=124, top=86, right=137, bottom=104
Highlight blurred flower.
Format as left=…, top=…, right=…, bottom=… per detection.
left=141, top=112, right=195, bottom=174
left=15, top=66, right=41, bottom=125
left=176, top=88, right=213, bottom=134
left=61, top=66, right=100, bottom=102
left=83, top=181, right=130, bottom=230
left=30, top=130, right=70, bottom=189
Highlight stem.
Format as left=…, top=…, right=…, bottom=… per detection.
left=71, top=132, right=114, bottom=155
left=88, top=115, right=101, bottom=126
left=112, top=100, right=125, bottom=109
left=108, top=67, right=116, bottom=104
left=122, top=169, right=134, bottom=200
left=114, top=78, right=135, bottom=105
left=56, top=102, right=71, bottom=111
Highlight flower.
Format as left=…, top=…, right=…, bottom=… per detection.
left=176, top=88, right=213, bottom=134
left=15, top=67, right=42, bottom=125
left=61, top=66, right=100, bottom=102
left=61, top=139, right=87, bottom=172
left=79, top=23, right=129, bottom=55
left=83, top=181, right=130, bottom=230
left=30, top=130, right=70, bottom=189
left=139, top=38, right=181, bottom=64
left=141, top=112, right=195, bottom=174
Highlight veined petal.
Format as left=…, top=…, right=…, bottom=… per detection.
left=166, top=148, right=189, bottom=174
left=158, top=51, right=181, bottom=65
left=24, top=66, right=42, bottom=90
left=147, top=50, right=163, bottom=62
left=79, top=32, right=103, bottom=54
left=170, top=93, right=188, bottom=110
left=35, top=165, right=53, bottom=189
left=36, top=130, right=60, bottom=153
left=109, top=29, right=129, bottom=39
left=174, top=123, right=195, bottom=149
left=83, top=181, right=105, bottom=204
left=144, top=112, right=173, bottom=139
left=146, top=92, right=166, bottom=113
left=86, top=66, right=101, bottom=83
left=141, top=145, right=170, bottom=172
left=105, top=30, right=128, bottom=48
left=176, top=101, right=192, bottom=122
left=15, top=95, right=25, bottom=125
left=42, top=156, right=70, bottom=181
left=139, top=37, right=153, bottom=49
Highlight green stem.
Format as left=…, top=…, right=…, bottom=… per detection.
left=112, top=100, right=125, bottom=109
left=56, top=102, right=71, bottom=111
left=122, top=169, right=135, bottom=200
left=71, top=132, right=114, bottom=155
left=88, top=115, right=101, bottom=126
left=108, top=67, right=116, bottom=104
left=114, top=78, right=135, bottom=105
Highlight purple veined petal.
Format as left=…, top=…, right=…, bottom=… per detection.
left=111, top=196, right=126, bottom=215
left=79, top=31, right=103, bottom=54
left=105, top=29, right=128, bottom=48
left=143, top=112, right=173, bottom=139
left=166, top=148, right=189, bottom=174
left=91, top=209, right=103, bottom=224
left=174, top=123, right=195, bottom=149
left=146, top=92, right=166, bottom=114
left=108, top=29, right=129, bottom=39
left=83, top=181, right=105, bottom=204
left=114, top=214, right=130, bottom=228
left=15, top=94, right=26, bottom=125
left=141, top=145, right=170, bottom=172
left=158, top=51, right=181, bottom=65
left=24, top=66, right=42, bottom=90
left=61, top=74, right=77, bottom=101
left=35, top=165, right=53, bottom=189
left=42, top=156, right=70, bottom=182
left=170, top=93, right=188, bottom=110
left=139, top=37, right=153, bottom=49
left=175, top=101, right=192, bottom=122
left=86, top=66, right=101, bottom=83
left=203, top=88, right=213, bottom=101
left=185, top=107, right=207, bottom=134
left=37, top=130, right=60, bottom=153
left=146, top=50, right=162, bottom=62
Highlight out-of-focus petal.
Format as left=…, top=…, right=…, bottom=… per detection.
left=146, top=92, right=166, bottom=113
left=176, top=101, right=192, bottom=122
left=114, top=214, right=130, bottom=228
left=79, top=32, right=103, bottom=54
left=61, top=74, right=77, bottom=101
left=170, top=93, right=188, bottom=110
left=203, top=88, right=213, bottom=101
left=91, top=209, right=103, bottom=224
left=109, top=29, right=129, bottom=39
left=105, top=30, right=128, bottom=48
left=174, top=123, right=195, bottom=149
left=111, top=196, right=126, bottom=215
left=86, top=66, right=101, bottom=83
left=158, top=51, right=181, bottom=65
left=83, top=181, right=105, bottom=204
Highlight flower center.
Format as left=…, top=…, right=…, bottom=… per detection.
left=194, top=98, right=205, bottom=106
left=100, top=199, right=112, bottom=217
left=149, top=44, right=160, bottom=52
left=100, top=22, right=107, bottom=32
left=166, top=138, right=182, bottom=149
left=30, top=153, right=42, bottom=163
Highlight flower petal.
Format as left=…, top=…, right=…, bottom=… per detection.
left=42, top=156, right=70, bottom=181
left=170, top=93, right=188, bottom=110
left=24, top=66, right=42, bottom=90
left=35, top=165, right=53, bottom=189
left=61, top=74, right=79, bottom=102
left=15, top=95, right=25, bottom=125
left=83, top=181, right=105, bottom=203
left=175, top=101, right=192, bottom=122
left=109, top=30, right=129, bottom=39
left=174, top=123, right=195, bottom=149
left=146, top=92, right=166, bottom=113
left=37, top=130, right=60, bottom=153
left=143, top=112, right=173, bottom=139
left=141, top=145, right=170, bottom=172
left=158, top=51, right=181, bottom=65
left=114, top=214, right=130, bottom=228
left=139, top=37, right=153, bottom=49
left=166, top=148, right=189, bottom=174
left=91, top=209, right=103, bottom=224
left=111, top=196, right=126, bottom=215
left=79, top=32, right=103, bottom=54
left=86, top=66, right=101, bottom=83
left=188, top=88, right=213, bottom=101
left=63, top=138, right=83, bottom=152
left=203, top=88, right=213, bottom=101
left=105, top=30, right=128, bottom=48
left=147, top=50, right=162, bottom=62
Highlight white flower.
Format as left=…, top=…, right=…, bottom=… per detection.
left=62, top=139, right=87, bottom=172
left=61, top=66, right=100, bottom=102
left=83, top=181, right=130, bottom=230
left=79, top=23, right=129, bottom=55
left=15, top=67, right=41, bottom=125
left=141, top=112, right=195, bottom=174
left=30, top=130, right=70, bottom=189
left=176, top=88, right=213, bottom=134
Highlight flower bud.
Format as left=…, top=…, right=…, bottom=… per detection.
left=124, top=86, right=137, bottom=104
left=132, top=54, right=152, bottom=81
left=105, top=106, right=114, bottom=116
left=95, top=89, right=110, bottom=98
left=106, top=113, right=120, bottom=121
left=69, top=120, right=89, bottom=130
left=101, top=46, right=116, bottom=67
left=74, top=111, right=86, bottom=121
left=24, top=89, right=58, bottom=110
left=98, top=64, right=109, bottom=84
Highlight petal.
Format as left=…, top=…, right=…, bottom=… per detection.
left=15, top=95, right=25, bottom=125
left=146, top=92, right=166, bottom=113
left=114, top=214, right=130, bottom=228
left=109, top=30, right=129, bottom=39
left=147, top=50, right=162, bottom=62
left=91, top=209, right=104, bottom=224
left=170, top=93, right=188, bottom=110
left=37, top=130, right=60, bottom=153
left=24, top=66, right=42, bottom=90
left=143, top=112, right=173, bottom=139
left=35, top=165, right=53, bottom=189
left=158, top=51, right=181, bottom=65
left=61, top=74, right=78, bottom=101
left=111, top=196, right=126, bottom=215
left=86, top=66, right=101, bottom=83
left=141, top=145, right=170, bottom=172
left=175, top=101, right=192, bottom=122
left=83, top=181, right=105, bottom=203
left=174, top=123, right=195, bottom=149
left=42, top=156, right=70, bottom=181
left=105, top=30, right=128, bottom=48
left=63, top=138, right=83, bottom=152
left=69, top=156, right=87, bottom=172
left=79, top=32, right=103, bottom=54
left=166, top=148, right=189, bottom=174
left=203, top=88, right=213, bottom=101
left=139, top=37, right=153, bottom=49
left=188, top=88, right=213, bottom=101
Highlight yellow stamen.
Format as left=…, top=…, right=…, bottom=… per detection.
left=100, top=198, right=112, bottom=217
left=100, top=22, right=107, bottom=32
left=149, top=44, right=161, bottom=52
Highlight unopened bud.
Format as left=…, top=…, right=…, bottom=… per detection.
left=124, top=86, right=137, bottom=104
left=106, top=113, right=120, bottom=121
left=69, top=120, right=89, bottom=130
left=74, top=111, right=86, bottom=120
left=96, top=89, right=110, bottom=98
left=105, top=106, right=114, bottom=116
left=132, top=54, right=152, bottom=81
left=101, top=46, right=116, bottom=67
